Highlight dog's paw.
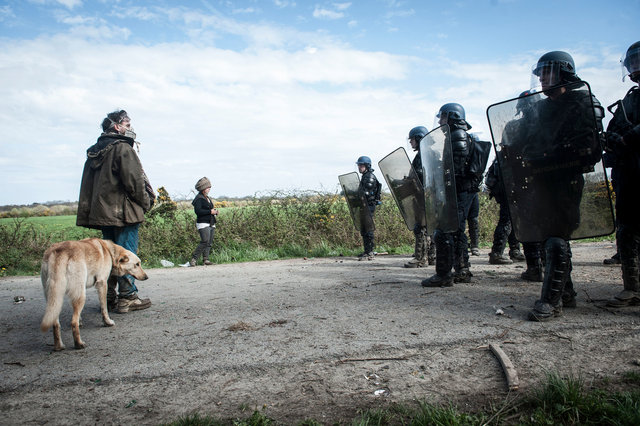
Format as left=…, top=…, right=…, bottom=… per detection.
left=104, top=318, right=115, bottom=327
left=53, top=344, right=65, bottom=352
left=74, top=341, right=86, bottom=350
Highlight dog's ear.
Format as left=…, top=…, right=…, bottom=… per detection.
left=118, top=255, right=130, bottom=264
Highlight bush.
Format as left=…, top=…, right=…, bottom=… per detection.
left=0, top=218, right=98, bottom=275
left=137, top=191, right=416, bottom=266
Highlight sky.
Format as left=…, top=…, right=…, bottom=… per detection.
left=0, top=0, right=638, bottom=205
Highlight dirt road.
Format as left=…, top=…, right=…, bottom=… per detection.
left=1, top=241, right=639, bottom=424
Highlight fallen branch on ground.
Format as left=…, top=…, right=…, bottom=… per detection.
left=489, top=342, right=519, bottom=391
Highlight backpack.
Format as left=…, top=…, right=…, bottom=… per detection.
left=466, top=136, right=492, bottom=190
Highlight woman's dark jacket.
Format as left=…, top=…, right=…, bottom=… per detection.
left=192, top=193, right=216, bottom=226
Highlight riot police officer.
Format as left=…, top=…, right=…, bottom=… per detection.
left=487, top=92, right=530, bottom=266
left=606, top=41, right=640, bottom=307
left=422, top=103, right=476, bottom=287
left=356, top=156, right=382, bottom=261
left=404, top=126, right=435, bottom=268
left=523, top=51, right=605, bottom=321
left=486, top=158, right=522, bottom=264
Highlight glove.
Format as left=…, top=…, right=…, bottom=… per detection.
left=606, top=132, right=626, bottom=155
left=622, top=124, right=640, bottom=148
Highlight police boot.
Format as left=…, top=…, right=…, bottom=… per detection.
left=562, top=274, right=577, bottom=308
left=468, top=219, right=479, bottom=256
left=421, top=273, right=453, bottom=287
left=606, top=258, right=640, bottom=307
left=489, top=252, right=513, bottom=265
left=426, top=236, right=436, bottom=265
left=422, top=232, right=453, bottom=287
left=359, top=235, right=375, bottom=261
left=405, top=234, right=427, bottom=268
left=603, top=252, right=621, bottom=265
left=528, top=238, right=568, bottom=321
left=453, top=257, right=473, bottom=283
left=367, top=235, right=376, bottom=259
left=509, top=248, right=526, bottom=262
left=453, top=268, right=472, bottom=283
left=521, top=257, right=543, bottom=282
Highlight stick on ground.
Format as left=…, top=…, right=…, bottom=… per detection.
left=489, top=342, right=519, bottom=391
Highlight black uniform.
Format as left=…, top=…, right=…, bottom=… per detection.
left=606, top=86, right=640, bottom=305
left=409, top=150, right=435, bottom=265
left=525, top=85, right=604, bottom=319
left=495, top=99, right=542, bottom=275
left=432, top=118, right=476, bottom=282
left=486, top=159, right=520, bottom=256
left=359, top=168, right=381, bottom=255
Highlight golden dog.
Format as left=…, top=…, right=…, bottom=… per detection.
left=40, top=238, right=148, bottom=350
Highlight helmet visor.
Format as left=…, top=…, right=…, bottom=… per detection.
left=622, top=45, right=640, bottom=81
left=407, top=135, right=420, bottom=152
left=433, top=112, right=448, bottom=129
left=531, top=60, right=564, bottom=92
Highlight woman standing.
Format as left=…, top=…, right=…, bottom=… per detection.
left=190, top=177, right=218, bottom=266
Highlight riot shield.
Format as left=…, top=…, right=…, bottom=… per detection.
left=378, top=147, right=426, bottom=231
left=486, top=81, right=615, bottom=243
left=338, top=172, right=375, bottom=233
left=419, top=125, right=458, bottom=233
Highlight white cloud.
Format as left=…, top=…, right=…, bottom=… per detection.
left=112, top=6, right=161, bottom=21
left=67, top=24, right=132, bottom=41
left=56, top=13, right=98, bottom=25
left=56, top=0, right=82, bottom=8
left=232, top=7, right=258, bottom=15
left=274, top=0, right=295, bottom=8
left=117, top=6, right=342, bottom=49
left=0, top=5, right=15, bottom=21
left=313, top=7, right=344, bottom=20
left=334, top=2, right=351, bottom=11
left=384, top=8, right=415, bottom=19
left=27, top=0, right=82, bottom=9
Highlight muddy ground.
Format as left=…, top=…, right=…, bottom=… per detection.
left=1, top=241, right=639, bottom=425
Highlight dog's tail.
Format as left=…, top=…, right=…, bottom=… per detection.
left=40, top=257, right=67, bottom=333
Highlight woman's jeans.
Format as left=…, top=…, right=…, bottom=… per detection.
left=192, top=226, right=215, bottom=261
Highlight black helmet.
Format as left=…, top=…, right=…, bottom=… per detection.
left=408, top=126, right=429, bottom=151
left=408, top=126, right=429, bottom=142
left=356, top=156, right=372, bottom=168
left=515, top=90, right=537, bottom=115
left=532, top=51, right=578, bottom=90
left=622, top=41, right=640, bottom=82
left=437, top=103, right=465, bottom=121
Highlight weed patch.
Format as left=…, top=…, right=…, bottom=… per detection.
left=162, top=373, right=640, bottom=426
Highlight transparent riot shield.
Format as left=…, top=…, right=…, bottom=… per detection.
left=378, top=147, right=426, bottom=231
left=338, top=172, right=375, bottom=234
left=486, top=81, right=615, bottom=243
left=419, top=125, right=458, bottom=233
